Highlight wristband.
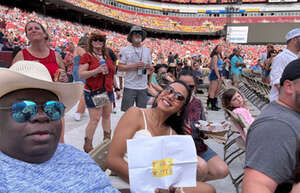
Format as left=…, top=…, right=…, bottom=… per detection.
left=114, top=88, right=120, bottom=92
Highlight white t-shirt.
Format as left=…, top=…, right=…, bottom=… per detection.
left=119, top=45, right=152, bottom=90
left=269, top=48, right=298, bottom=101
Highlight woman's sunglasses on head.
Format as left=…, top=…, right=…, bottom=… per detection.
left=0, top=100, right=65, bottom=123
left=164, top=86, right=185, bottom=101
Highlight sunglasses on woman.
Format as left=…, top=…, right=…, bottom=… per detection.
left=164, top=86, right=185, bottom=101
left=91, top=37, right=104, bottom=42
left=0, top=100, right=65, bottom=123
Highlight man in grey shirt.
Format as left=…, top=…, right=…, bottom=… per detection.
left=243, top=58, right=300, bottom=193
left=118, top=26, right=152, bottom=112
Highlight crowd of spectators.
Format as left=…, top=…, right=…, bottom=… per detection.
left=0, top=5, right=285, bottom=69
left=63, top=0, right=300, bottom=33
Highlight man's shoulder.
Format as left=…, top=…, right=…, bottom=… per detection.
left=53, top=144, right=94, bottom=164
left=249, top=102, right=300, bottom=134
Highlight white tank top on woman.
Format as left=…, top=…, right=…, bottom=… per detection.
left=110, top=109, right=172, bottom=189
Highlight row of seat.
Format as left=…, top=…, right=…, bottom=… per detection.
left=239, top=74, right=270, bottom=110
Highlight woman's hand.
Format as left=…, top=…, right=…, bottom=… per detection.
left=54, top=69, right=68, bottom=82
left=155, top=185, right=177, bottom=193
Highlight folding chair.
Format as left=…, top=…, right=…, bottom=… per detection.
left=223, top=108, right=248, bottom=193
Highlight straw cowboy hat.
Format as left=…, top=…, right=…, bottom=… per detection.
left=127, top=26, right=147, bottom=43
left=0, top=61, right=84, bottom=112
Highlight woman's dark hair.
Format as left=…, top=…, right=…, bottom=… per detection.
left=178, top=67, right=197, bottom=86
left=154, top=64, right=169, bottom=74
left=210, top=45, right=220, bottom=58
left=221, top=88, right=243, bottom=111
left=88, top=32, right=109, bottom=59
left=152, top=80, right=192, bottom=135
left=267, top=49, right=277, bottom=59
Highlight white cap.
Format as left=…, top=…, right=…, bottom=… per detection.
left=285, top=28, right=300, bottom=41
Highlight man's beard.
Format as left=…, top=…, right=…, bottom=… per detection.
left=133, top=38, right=142, bottom=44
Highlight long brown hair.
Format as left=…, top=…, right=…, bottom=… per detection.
left=221, top=88, right=245, bottom=111
left=87, top=32, right=109, bottom=59
left=210, top=45, right=223, bottom=59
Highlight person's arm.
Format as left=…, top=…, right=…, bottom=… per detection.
left=12, top=50, right=24, bottom=64
left=79, top=63, right=103, bottom=80
left=113, top=75, right=121, bottom=100
left=151, top=82, right=163, bottom=92
left=118, top=62, right=141, bottom=71
left=78, top=54, right=104, bottom=79
left=243, top=119, right=297, bottom=193
left=270, top=56, right=283, bottom=91
left=55, top=51, right=65, bottom=69
left=105, top=107, right=142, bottom=183
left=213, top=55, right=221, bottom=79
left=243, top=168, right=277, bottom=193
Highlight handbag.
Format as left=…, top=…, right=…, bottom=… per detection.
left=87, top=76, right=110, bottom=108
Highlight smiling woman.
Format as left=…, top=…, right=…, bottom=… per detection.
left=106, top=80, right=216, bottom=193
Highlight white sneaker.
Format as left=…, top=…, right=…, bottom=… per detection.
left=74, top=113, right=81, bottom=121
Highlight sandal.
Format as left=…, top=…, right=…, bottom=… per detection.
left=83, top=137, right=93, bottom=153
left=103, top=130, right=111, bottom=140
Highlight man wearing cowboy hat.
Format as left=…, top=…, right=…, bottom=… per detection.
left=0, top=61, right=119, bottom=192
left=118, top=26, right=152, bottom=112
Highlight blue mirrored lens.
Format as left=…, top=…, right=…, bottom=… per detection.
left=12, top=101, right=37, bottom=122
left=43, top=101, right=65, bottom=121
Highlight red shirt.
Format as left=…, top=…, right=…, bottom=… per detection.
left=22, top=48, right=59, bottom=80
left=79, top=53, right=115, bottom=92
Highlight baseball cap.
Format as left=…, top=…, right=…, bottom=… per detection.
left=285, top=28, right=300, bottom=41
left=280, top=58, right=300, bottom=86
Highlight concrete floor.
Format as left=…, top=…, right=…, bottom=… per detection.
left=64, top=96, right=259, bottom=193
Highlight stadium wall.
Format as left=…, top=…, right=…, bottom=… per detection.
left=227, top=23, right=300, bottom=44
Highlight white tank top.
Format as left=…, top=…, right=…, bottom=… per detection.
left=124, top=109, right=172, bottom=161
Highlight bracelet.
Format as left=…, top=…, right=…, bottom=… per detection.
left=114, top=88, right=120, bottom=92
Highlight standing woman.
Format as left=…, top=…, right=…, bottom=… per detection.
left=207, top=45, right=223, bottom=111
left=79, top=32, right=115, bottom=153
left=12, top=20, right=68, bottom=143
left=13, top=21, right=66, bottom=80
left=73, top=35, right=88, bottom=121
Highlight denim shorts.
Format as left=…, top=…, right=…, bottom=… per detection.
left=209, top=70, right=218, bottom=81
left=84, top=90, right=114, bottom=108
left=199, top=146, right=217, bottom=162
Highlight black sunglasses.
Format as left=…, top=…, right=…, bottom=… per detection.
left=164, top=86, right=185, bottom=101
left=91, top=37, right=104, bottom=42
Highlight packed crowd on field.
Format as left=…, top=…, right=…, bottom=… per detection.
left=1, top=3, right=300, bottom=193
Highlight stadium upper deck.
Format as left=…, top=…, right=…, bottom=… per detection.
left=63, top=0, right=300, bottom=33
